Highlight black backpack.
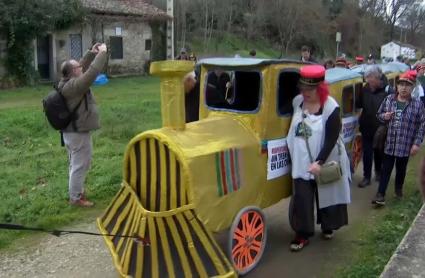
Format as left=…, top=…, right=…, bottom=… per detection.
left=42, top=85, right=83, bottom=131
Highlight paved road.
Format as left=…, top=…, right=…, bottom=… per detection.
left=0, top=169, right=381, bottom=278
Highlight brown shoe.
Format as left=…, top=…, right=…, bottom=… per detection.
left=70, top=198, right=94, bottom=207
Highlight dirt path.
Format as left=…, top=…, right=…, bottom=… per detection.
left=0, top=169, right=382, bottom=278
left=0, top=221, right=117, bottom=278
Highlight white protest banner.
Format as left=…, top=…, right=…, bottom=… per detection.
left=342, top=116, right=358, bottom=143
left=267, top=138, right=291, bottom=180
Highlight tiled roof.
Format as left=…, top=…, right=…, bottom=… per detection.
left=81, top=0, right=170, bottom=20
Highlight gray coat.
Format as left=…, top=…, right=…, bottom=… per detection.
left=59, top=51, right=107, bottom=132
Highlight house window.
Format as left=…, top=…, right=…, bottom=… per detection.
left=277, top=69, right=300, bottom=116
left=69, top=34, right=82, bottom=60
left=205, top=70, right=261, bottom=112
left=342, top=85, right=355, bottom=115
left=145, top=39, right=152, bottom=51
left=110, top=36, right=123, bottom=59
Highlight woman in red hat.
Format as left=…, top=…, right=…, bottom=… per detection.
left=372, top=71, right=425, bottom=205
left=286, top=65, right=351, bottom=251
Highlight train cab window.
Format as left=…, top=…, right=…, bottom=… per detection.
left=342, top=85, right=355, bottom=115
left=205, top=70, right=261, bottom=112
left=354, top=82, right=363, bottom=111
left=277, top=70, right=300, bottom=116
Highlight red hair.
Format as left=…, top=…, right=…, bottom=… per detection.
left=317, top=82, right=329, bottom=106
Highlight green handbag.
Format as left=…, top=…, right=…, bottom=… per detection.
left=302, top=118, right=342, bottom=185
left=315, top=160, right=342, bottom=185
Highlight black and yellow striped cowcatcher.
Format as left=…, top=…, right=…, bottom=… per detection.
left=98, top=133, right=236, bottom=278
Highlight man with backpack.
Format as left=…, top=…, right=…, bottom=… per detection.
left=59, top=42, right=107, bottom=207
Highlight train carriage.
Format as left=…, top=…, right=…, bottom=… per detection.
left=98, top=58, right=366, bottom=277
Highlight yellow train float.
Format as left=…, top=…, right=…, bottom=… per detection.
left=98, top=58, right=375, bottom=277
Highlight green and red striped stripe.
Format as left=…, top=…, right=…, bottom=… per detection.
left=215, top=149, right=241, bottom=196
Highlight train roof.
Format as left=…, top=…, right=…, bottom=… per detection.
left=325, top=67, right=362, bottom=84
left=351, top=62, right=408, bottom=75
left=198, top=58, right=364, bottom=84
left=384, top=62, right=409, bottom=72
left=198, top=57, right=307, bottom=67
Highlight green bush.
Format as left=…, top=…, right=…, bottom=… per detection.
left=0, top=0, right=85, bottom=84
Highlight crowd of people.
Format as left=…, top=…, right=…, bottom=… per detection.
left=58, top=42, right=425, bottom=255
left=286, top=62, right=425, bottom=251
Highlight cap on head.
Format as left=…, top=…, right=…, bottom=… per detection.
left=335, top=57, right=347, bottom=67
left=299, top=65, right=326, bottom=86
left=398, top=70, right=417, bottom=85
left=355, top=56, right=364, bottom=62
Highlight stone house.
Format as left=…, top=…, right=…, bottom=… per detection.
left=2, top=0, right=169, bottom=81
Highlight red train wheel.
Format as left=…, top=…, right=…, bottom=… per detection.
left=228, top=206, right=267, bottom=275
left=352, top=135, right=362, bottom=171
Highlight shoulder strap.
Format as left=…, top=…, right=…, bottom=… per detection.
left=57, top=84, right=85, bottom=131
left=302, top=113, right=342, bottom=164
left=302, top=115, right=314, bottom=163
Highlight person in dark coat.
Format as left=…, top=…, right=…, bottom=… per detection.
left=183, top=68, right=200, bottom=123
left=206, top=70, right=231, bottom=108
left=356, top=65, right=392, bottom=187
left=300, top=45, right=317, bottom=63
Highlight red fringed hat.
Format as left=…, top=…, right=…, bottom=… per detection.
left=299, top=65, right=326, bottom=86
left=398, top=70, right=417, bottom=85
left=335, top=57, right=347, bottom=67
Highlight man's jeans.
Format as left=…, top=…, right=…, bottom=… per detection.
left=63, top=132, right=92, bottom=201
left=362, top=134, right=382, bottom=179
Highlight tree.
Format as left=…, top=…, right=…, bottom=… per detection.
left=359, top=0, right=387, bottom=18
left=0, top=0, right=85, bottom=84
left=266, top=0, right=302, bottom=57
left=386, top=0, right=417, bottom=40
left=400, top=3, right=425, bottom=44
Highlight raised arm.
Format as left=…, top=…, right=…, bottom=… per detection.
left=64, top=44, right=107, bottom=98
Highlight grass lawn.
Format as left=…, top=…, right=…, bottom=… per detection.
left=0, top=76, right=162, bottom=249
left=336, top=149, right=424, bottom=277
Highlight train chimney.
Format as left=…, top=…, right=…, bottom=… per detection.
left=150, top=60, right=194, bottom=130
